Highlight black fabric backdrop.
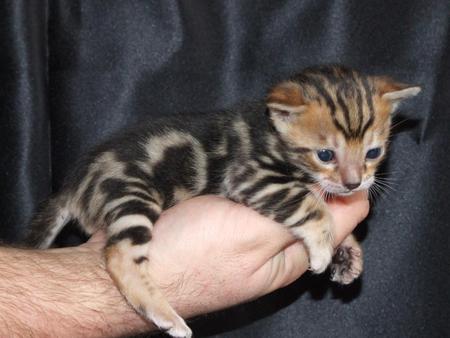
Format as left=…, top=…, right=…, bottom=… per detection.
left=1, top=1, right=449, bottom=337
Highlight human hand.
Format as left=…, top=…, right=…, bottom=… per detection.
left=146, top=192, right=369, bottom=319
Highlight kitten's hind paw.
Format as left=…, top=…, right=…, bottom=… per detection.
left=330, top=244, right=363, bottom=285
left=166, top=324, right=193, bottom=338
left=150, top=312, right=192, bottom=338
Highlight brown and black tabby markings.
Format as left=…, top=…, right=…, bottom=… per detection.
left=26, top=66, right=420, bottom=338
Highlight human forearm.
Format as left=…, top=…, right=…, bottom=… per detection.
left=0, top=244, right=149, bottom=338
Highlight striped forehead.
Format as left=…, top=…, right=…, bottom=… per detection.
left=297, top=70, right=377, bottom=140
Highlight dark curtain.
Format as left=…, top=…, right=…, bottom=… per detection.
left=1, top=1, right=449, bottom=337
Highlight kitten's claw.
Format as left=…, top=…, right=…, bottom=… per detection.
left=330, top=245, right=363, bottom=284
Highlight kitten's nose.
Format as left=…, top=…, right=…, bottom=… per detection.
left=344, top=182, right=361, bottom=191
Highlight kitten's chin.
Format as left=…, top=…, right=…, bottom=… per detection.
left=335, top=191, right=354, bottom=197
left=326, top=187, right=367, bottom=197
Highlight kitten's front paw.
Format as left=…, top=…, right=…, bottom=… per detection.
left=308, top=245, right=333, bottom=274
left=330, top=244, right=363, bottom=284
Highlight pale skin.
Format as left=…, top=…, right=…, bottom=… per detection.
left=0, top=192, right=369, bottom=337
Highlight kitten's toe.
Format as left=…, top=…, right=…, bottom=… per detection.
left=330, top=245, right=363, bottom=284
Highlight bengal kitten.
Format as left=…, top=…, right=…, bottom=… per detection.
left=26, top=66, right=420, bottom=338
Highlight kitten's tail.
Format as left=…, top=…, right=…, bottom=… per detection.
left=24, top=194, right=72, bottom=249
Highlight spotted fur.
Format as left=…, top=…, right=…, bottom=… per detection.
left=26, top=65, right=420, bottom=338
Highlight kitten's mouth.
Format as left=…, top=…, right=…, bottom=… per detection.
left=311, top=185, right=340, bottom=201
left=316, top=180, right=361, bottom=198
left=314, top=187, right=357, bottom=201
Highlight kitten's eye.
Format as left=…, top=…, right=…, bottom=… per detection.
left=366, top=147, right=382, bottom=159
left=317, top=149, right=335, bottom=162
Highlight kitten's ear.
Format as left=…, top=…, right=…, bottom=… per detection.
left=266, top=81, right=306, bottom=132
left=373, top=76, right=421, bottom=111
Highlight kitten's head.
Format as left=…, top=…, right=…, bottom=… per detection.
left=266, top=65, right=421, bottom=195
